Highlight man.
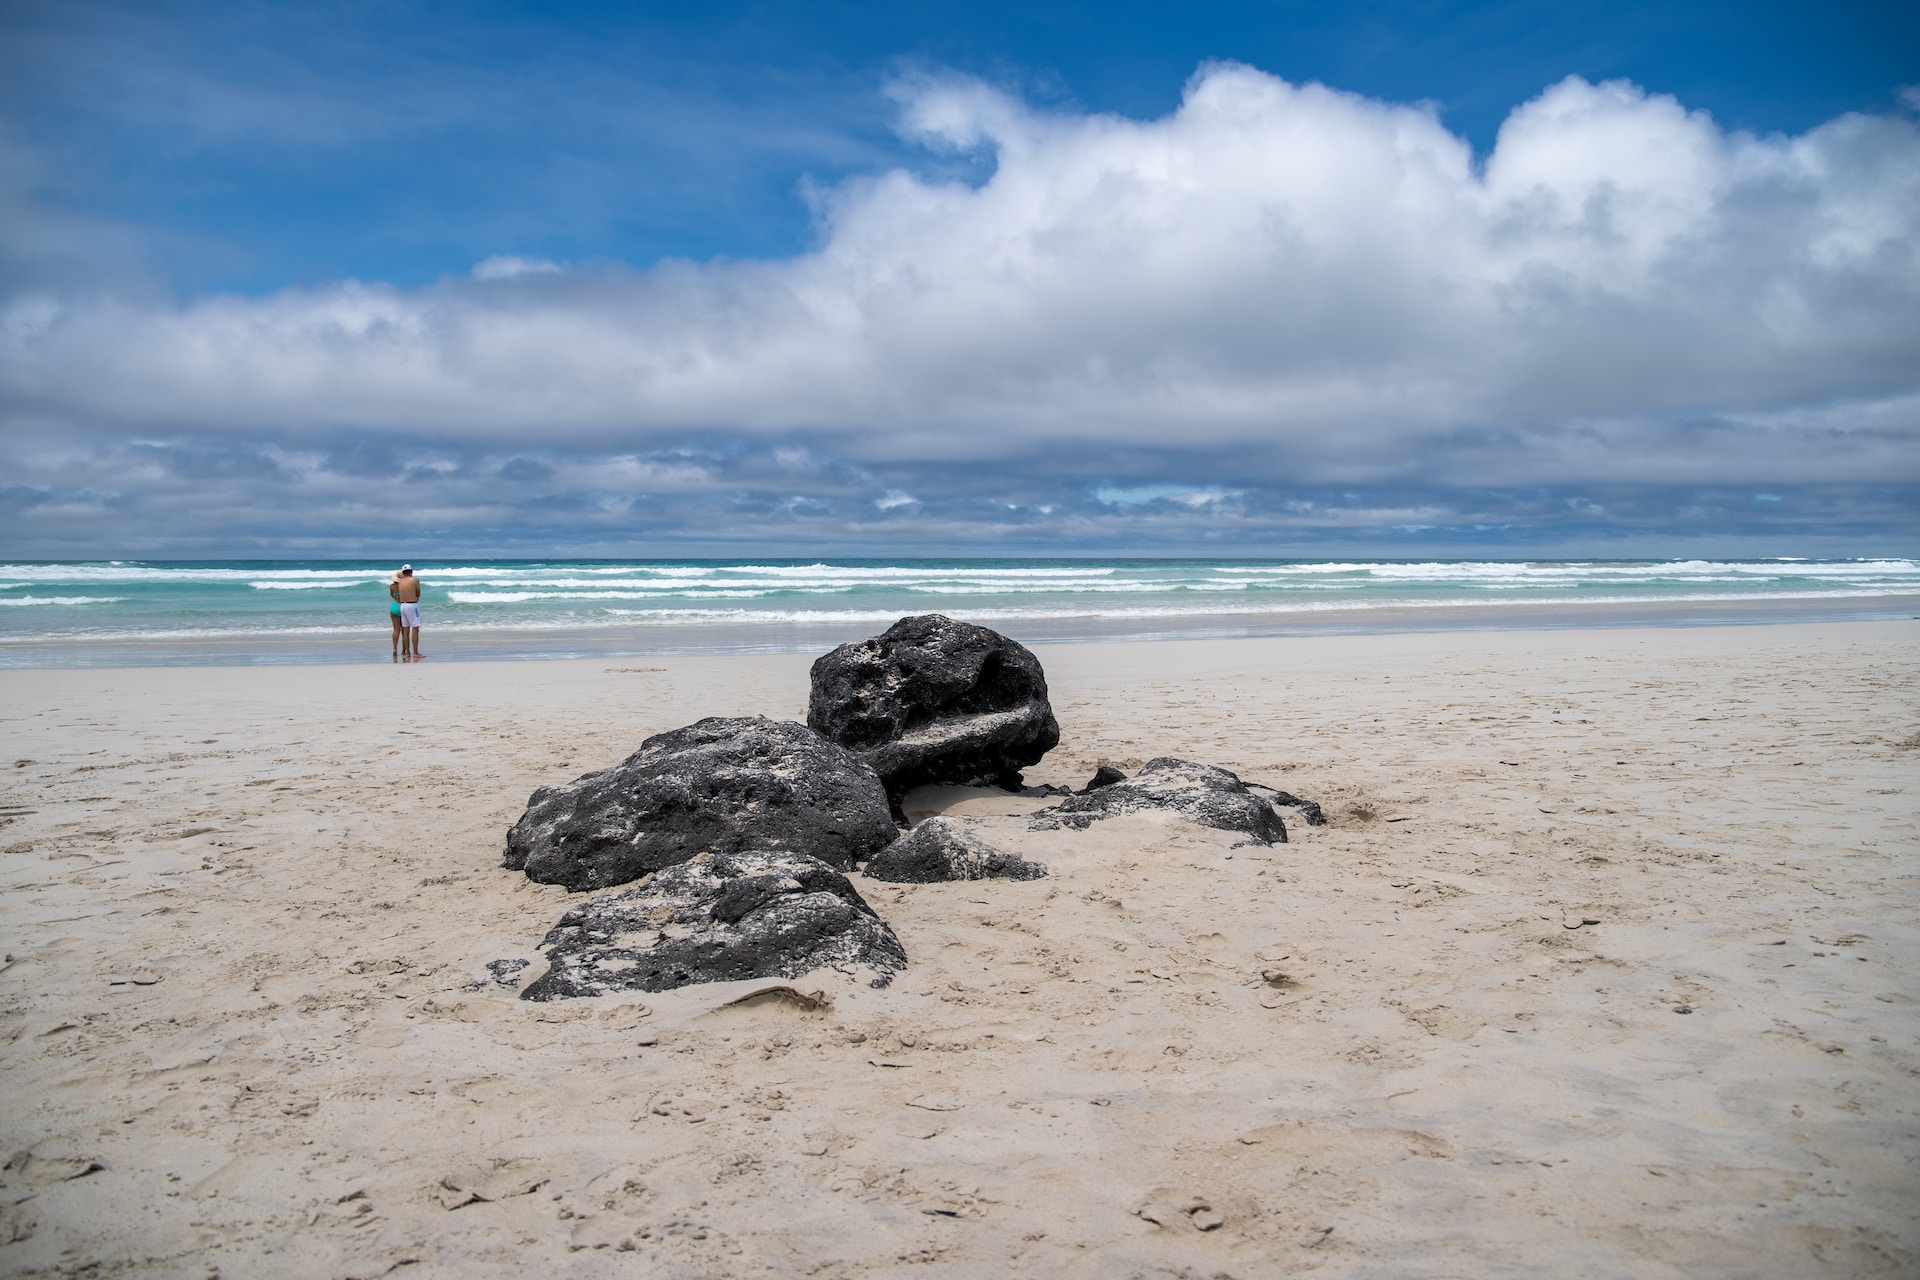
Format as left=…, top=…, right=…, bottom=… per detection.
left=395, top=564, right=425, bottom=659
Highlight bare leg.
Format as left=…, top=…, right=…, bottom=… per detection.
left=390, top=613, right=402, bottom=658
left=407, top=626, right=422, bottom=658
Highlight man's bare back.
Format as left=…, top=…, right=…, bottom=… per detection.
left=395, top=566, right=425, bottom=658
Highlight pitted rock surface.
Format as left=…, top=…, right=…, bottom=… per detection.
left=1031, top=757, right=1291, bottom=845
left=503, top=716, right=897, bottom=892
left=807, top=614, right=1060, bottom=796
left=519, top=850, right=906, bottom=1000
left=864, top=817, right=1048, bottom=883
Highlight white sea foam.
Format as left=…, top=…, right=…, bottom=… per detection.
left=4, top=558, right=1917, bottom=665
left=572, top=587, right=1920, bottom=626
left=444, top=589, right=795, bottom=603
left=719, top=564, right=1120, bottom=579
left=3, top=558, right=1916, bottom=593
left=0, top=595, right=128, bottom=607
left=11, top=584, right=1913, bottom=646
left=248, top=579, right=385, bottom=590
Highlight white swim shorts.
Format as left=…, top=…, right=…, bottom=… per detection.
left=399, top=602, right=421, bottom=627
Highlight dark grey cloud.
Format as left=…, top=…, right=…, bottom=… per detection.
left=0, top=428, right=1911, bottom=558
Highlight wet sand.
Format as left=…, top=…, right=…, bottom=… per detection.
left=0, top=620, right=1915, bottom=1277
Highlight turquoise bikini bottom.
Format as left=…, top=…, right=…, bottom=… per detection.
left=390, top=602, right=403, bottom=616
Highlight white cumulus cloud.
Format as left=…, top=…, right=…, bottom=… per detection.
left=3, top=64, right=1917, bottom=488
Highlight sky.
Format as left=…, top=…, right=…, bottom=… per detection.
left=1, top=0, right=1916, bottom=559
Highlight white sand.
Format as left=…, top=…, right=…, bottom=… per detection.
left=1, top=621, right=1915, bottom=1278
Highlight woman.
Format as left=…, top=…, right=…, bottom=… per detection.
left=388, top=571, right=404, bottom=659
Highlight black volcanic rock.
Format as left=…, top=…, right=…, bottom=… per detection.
left=1247, top=783, right=1324, bottom=826
left=807, top=614, right=1060, bottom=796
left=503, top=716, right=898, bottom=893
left=1032, top=757, right=1291, bottom=845
left=863, top=817, right=1048, bottom=883
left=520, top=850, right=906, bottom=1000
left=1082, top=765, right=1128, bottom=792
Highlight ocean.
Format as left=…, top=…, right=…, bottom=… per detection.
left=2, top=558, right=1915, bottom=667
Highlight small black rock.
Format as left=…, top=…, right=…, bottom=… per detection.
left=1247, top=783, right=1325, bottom=826
left=1034, top=757, right=1290, bottom=845
left=484, top=958, right=529, bottom=987
left=864, top=817, right=1048, bottom=884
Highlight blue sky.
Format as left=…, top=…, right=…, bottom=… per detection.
left=1, top=0, right=1916, bottom=557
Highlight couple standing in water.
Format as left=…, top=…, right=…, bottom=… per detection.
left=387, top=564, right=425, bottom=660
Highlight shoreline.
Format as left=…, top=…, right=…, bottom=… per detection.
left=3, top=591, right=1915, bottom=669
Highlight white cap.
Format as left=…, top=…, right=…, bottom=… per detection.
left=400, top=563, right=412, bottom=572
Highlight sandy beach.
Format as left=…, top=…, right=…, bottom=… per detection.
left=1, top=619, right=1914, bottom=1279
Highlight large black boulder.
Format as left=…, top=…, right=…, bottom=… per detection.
left=1031, top=757, right=1291, bottom=845
left=503, top=716, right=898, bottom=893
left=807, top=614, right=1060, bottom=796
left=519, top=850, right=907, bottom=1000
left=864, top=817, right=1048, bottom=883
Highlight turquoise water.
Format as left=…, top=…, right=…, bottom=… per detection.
left=1, top=558, right=1915, bottom=666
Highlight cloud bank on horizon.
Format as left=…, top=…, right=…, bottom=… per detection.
left=3, top=63, right=1918, bottom=555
